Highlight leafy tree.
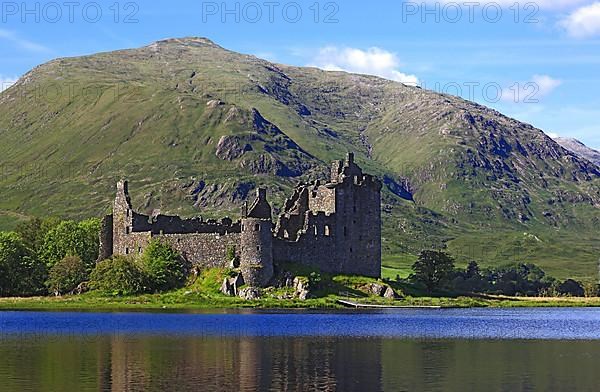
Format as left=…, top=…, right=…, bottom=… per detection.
left=451, top=261, right=488, bottom=293
left=0, top=232, right=46, bottom=296
left=46, top=255, right=88, bottom=296
left=90, top=256, right=147, bottom=295
left=140, top=239, right=187, bottom=292
left=411, top=250, right=456, bottom=292
left=557, top=279, right=585, bottom=297
left=465, top=261, right=481, bottom=279
left=582, top=280, right=599, bottom=298
left=40, top=218, right=101, bottom=271
left=15, top=217, right=61, bottom=255
left=483, top=263, right=554, bottom=296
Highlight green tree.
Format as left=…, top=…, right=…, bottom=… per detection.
left=0, top=232, right=47, bottom=296
left=15, top=217, right=61, bottom=255
left=411, top=250, right=456, bottom=293
left=557, top=279, right=585, bottom=297
left=90, top=256, right=147, bottom=295
left=140, top=239, right=187, bottom=292
left=40, top=218, right=101, bottom=271
left=46, top=255, right=88, bottom=296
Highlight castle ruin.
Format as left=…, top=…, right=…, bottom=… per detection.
left=99, top=153, right=382, bottom=286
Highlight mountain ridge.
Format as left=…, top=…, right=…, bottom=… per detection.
left=1, top=37, right=599, bottom=278
left=554, top=137, right=600, bottom=167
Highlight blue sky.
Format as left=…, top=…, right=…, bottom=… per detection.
left=1, top=0, right=599, bottom=147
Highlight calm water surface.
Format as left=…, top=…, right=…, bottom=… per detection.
left=1, top=308, right=600, bottom=391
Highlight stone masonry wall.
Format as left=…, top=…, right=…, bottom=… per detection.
left=161, top=233, right=240, bottom=268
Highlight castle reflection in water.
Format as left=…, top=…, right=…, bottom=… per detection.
left=2, top=334, right=600, bottom=391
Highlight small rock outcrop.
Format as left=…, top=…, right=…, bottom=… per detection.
left=292, top=277, right=310, bottom=300
left=220, top=273, right=244, bottom=296
left=362, top=283, right=400, bottom=299
left=238, top=287, right=262, bottom=300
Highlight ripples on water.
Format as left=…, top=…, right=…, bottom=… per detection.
left=1, top=308, right=600, bottom=391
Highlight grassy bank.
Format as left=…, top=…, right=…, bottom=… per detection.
left=2, top=264, right=598, bottom=312
left=2, top=291, right=600, bottom=312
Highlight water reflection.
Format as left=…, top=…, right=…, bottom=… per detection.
left=3, top=335, right=600, bottom=391
left=3, top=309, right=600, bottom=391
left=0, top=336, right=382, bottom=391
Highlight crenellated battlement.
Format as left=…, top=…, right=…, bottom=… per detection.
left=101, top=153, right=382, bottom=286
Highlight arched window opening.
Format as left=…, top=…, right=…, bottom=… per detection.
left=324, top=225, right=331, bottom=236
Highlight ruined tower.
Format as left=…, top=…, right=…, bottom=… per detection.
left=240, top=188, right=275, bottom=287
left=112, top=180, right=134, bottom=256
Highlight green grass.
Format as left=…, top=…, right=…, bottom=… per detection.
left=2, top=263, right=599, bottom=311
left=3, top=291, right=600, bottom=311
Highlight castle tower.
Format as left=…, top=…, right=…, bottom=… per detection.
left=240, top=188, right=274, bottom=287
left=112, top=180, right=134, bottom=255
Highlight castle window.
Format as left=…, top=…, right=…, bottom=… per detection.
left=350, top=248, right=353, bottom=253
left=255, top=224, right=260, bottom=232
left=284, top=230, right=290, bottom=239
left=125, top=247, right=129, bottom=255
left=314, top=226, right=318, bottom=236
left=324, top=225, right=330, bottom=236
left=125, top=227, right=129, bottom=235
left=257, top=246, right=261, bottom=251
left=138, top=247, right=142, bottom=254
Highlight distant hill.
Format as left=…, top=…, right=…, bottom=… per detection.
left=1, top=37, right=599, bottom=278
left=554, top=137, right=600, bottom=167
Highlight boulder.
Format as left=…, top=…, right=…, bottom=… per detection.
left=384, top=286, right=399, bottom=299
left=220, top=273, right=245, bottom=296
left=293, top=277, right=311, bottom=300
left=365, top=283, right=387, bottom=297
left=361, top=283, right=400, bottom=299
left=238, top=287, right=262, bottom=300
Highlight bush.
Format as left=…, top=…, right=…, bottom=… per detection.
left=90, top=256, right=147, bottom=295
left=0, top=232, right=47, bottom=297
left=46, top=255, right=88, bottom=296
left=140, top=240, right=187, bottom=292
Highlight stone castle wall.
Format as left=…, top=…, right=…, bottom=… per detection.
left=102, top=153, right=382, bottom=282
left=162, top=233, right=240, bottom=268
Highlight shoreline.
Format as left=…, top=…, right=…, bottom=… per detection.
left=2, top=293, right=600, bottom=312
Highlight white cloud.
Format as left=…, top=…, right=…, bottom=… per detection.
left=0, top=76, right=17, bottom=92
left=501, top=75, right=562, bottom=103
left=560, top=2, right=600, bottom=38
left=308, top=46, right=419, bottom=85
left=0, top=29, right=50, bottom=53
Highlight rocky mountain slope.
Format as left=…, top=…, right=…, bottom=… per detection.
left=1, top=37, right=599, bottom=278
left=555, top=137, right=600, bottom=167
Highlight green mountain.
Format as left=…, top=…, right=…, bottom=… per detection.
left=1, top=37, right=599, bottom=279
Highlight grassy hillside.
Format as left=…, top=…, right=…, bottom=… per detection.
left=1, top=37, right=599, bottom=279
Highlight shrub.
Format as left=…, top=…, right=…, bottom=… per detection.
left=0, top=232, right=47, bottom=297
left=140, top=240, right=187, bottom=292
left=46, top=255, right=88, bottom=296
left=90, top=256, right=147, bottom=295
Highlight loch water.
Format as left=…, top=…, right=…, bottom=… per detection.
left=1, top=308, right=600, bottom=391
